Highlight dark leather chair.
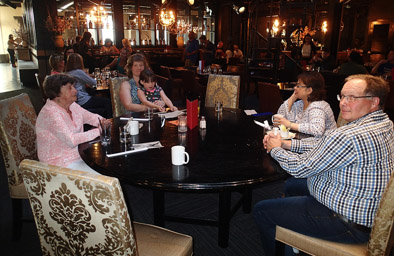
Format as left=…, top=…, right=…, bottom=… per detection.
left=160, top=66, right=183, bottom=100
left=257, top=82, right=283, bottom=113
left=180, top=69, right=206, bottom=105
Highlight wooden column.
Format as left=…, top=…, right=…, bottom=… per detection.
left=327, top=0, right=344, bottom=62
left=112, top=0, right=124, bottom=49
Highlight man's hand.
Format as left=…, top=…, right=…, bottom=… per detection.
left=263, top=132, right=282, bottom=153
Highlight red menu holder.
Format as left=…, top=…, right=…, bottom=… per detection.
left=187, top=99, right=198, bottom=130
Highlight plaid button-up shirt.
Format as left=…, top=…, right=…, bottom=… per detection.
left=271, top=110, right=394, bottom=227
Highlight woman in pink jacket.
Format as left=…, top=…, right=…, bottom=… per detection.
left=36, top=74, right=110, bottom=174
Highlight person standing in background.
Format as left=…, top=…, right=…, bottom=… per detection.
left=7, top=34, right=18, bottom=68
left=199, top=35, right=215, bottom=66
left=184, top=31, right=199, bottom=67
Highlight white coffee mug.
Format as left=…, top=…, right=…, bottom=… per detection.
left=127, top=120, right=139, bottom=135
left=272, top=114, right=284, bottom=124
left=171, top=145, right=189, bottom=165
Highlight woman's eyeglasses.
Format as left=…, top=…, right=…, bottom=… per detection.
left=294, top=83, right=308, bottom=89
left=337, top=94, right=374, bottom=102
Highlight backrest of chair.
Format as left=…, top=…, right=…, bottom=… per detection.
left=109, top=77, right=129, bottom=118
left=35, top=73, right=47, bottom=103
left=257, top=82, right=284, bottom=113
left=367, top=173, right=394, bottom=256
left=227, top=65, right=241, bottom=73
left=156, top=74, right=171, bottom=98
left=160, top=66, right=172, bottom=79
left=20, top=159, right=137, bottom=256
left=205, top=74, right=240, bottom=109
left=180, top=70, right=196, bottom=96
left=0, top=93, right=37, bottom=199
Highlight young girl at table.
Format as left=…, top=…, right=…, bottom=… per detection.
left=137, top=69, right=178, bottom=112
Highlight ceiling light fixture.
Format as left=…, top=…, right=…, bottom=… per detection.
left=159, top=9, right=175, bottom=27
left=187, top=0, right=194, bottom=6
left=233, top=4, right=245, bottom=15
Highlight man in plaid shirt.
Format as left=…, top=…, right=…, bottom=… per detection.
left=255, top=74, right=393, bottom=255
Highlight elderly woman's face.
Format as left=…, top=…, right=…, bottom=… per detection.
left=58, top=83, right=77, bottom=104
left=131, top=61, right=145, bottom=77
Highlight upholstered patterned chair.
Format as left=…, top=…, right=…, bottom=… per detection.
left=20, top=159, right=193, bottom=256
left=109, top=77, right=129, bottom=118
left=0, top=93, right=38, bottom=239
left=275, top=173, right=394, bottom=256
left=205, top=74, right=240, bottom=109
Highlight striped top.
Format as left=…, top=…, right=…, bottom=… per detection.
left=271, top=110, right=394, bottom=227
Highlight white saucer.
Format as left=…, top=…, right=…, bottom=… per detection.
left=281, top=132, right=295, bottom=140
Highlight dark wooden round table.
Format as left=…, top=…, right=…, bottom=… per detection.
left=79, top=108, right=287, bottom=247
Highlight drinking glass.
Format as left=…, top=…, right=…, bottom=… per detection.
left=101, top=122, right=111, bottom=146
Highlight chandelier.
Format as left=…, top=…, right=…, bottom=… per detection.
left=322, top=21, right=328, bottom=33
left=88, top=5, right=107, bottom=28
left=159, top=9, right=175, bottom=27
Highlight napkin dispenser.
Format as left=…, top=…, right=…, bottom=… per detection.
left=187, top=99, right=198, bottom=129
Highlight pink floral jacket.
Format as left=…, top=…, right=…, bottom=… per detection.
left=36, top=100, right=101, bottom=167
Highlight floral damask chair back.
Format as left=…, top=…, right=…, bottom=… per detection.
left=205, top=74, right=240, bottom=109
left=20, top=159, right=193, bottom=256
left=109, top=77, right=129, bottom=117
left=0, top=93, right=37, bottom=239
left=275, top=172, right=394, bottom=256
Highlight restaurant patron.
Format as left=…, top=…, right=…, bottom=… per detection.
left=255, top=74, right=394, bottom=255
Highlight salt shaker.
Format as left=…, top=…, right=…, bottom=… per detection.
left=199, top=116, right=206, bottom=129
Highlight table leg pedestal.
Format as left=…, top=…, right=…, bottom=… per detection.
left=153, top=190, right=165, bottom=226
left=218, top=191, right=231, bottom=248
left=242, top=188, right=253, bottom=213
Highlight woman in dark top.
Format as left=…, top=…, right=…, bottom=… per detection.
left=300, top=34, right=317, bottom=63
left=77, top=32, right=94, bottom=73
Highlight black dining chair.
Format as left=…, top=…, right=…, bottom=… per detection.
left=180, top=69, right=206, bottom=105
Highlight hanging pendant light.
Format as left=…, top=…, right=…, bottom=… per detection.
left=159, top=9, right=175, bottom=27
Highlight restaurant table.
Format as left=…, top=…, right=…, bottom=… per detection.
left=79, top=108, right=288, bottom=247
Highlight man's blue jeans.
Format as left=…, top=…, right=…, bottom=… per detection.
left=253, top=178, right=370, bottom=255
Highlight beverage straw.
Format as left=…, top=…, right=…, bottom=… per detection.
left=98, top=117, right=104, bottom=131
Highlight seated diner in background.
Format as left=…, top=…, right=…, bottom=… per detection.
left=49, top=53, right=65, bottom=75
left=312, top=47, right=336, bottom=71
left=65, top=53, right=112, bottom=118
left=274, top=71, right=336, bottom=137
left=119, top=53, right=149, bottom=113
left=137, top=69, right=178, bottom=112
left=36, top=74, right=111, bottom=174
left=105, top=38, right=133, bottom=75
left=100, top=38, right=120, bottom=55
left=371, top=49, right=394, bottom=78
left=100, top=38, right=120, bottom=67
left=255, top=74, right=393, bottom=256
left=336, top=50, right=368, bottom=76
left=63, top=46, right=74, bottom=65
